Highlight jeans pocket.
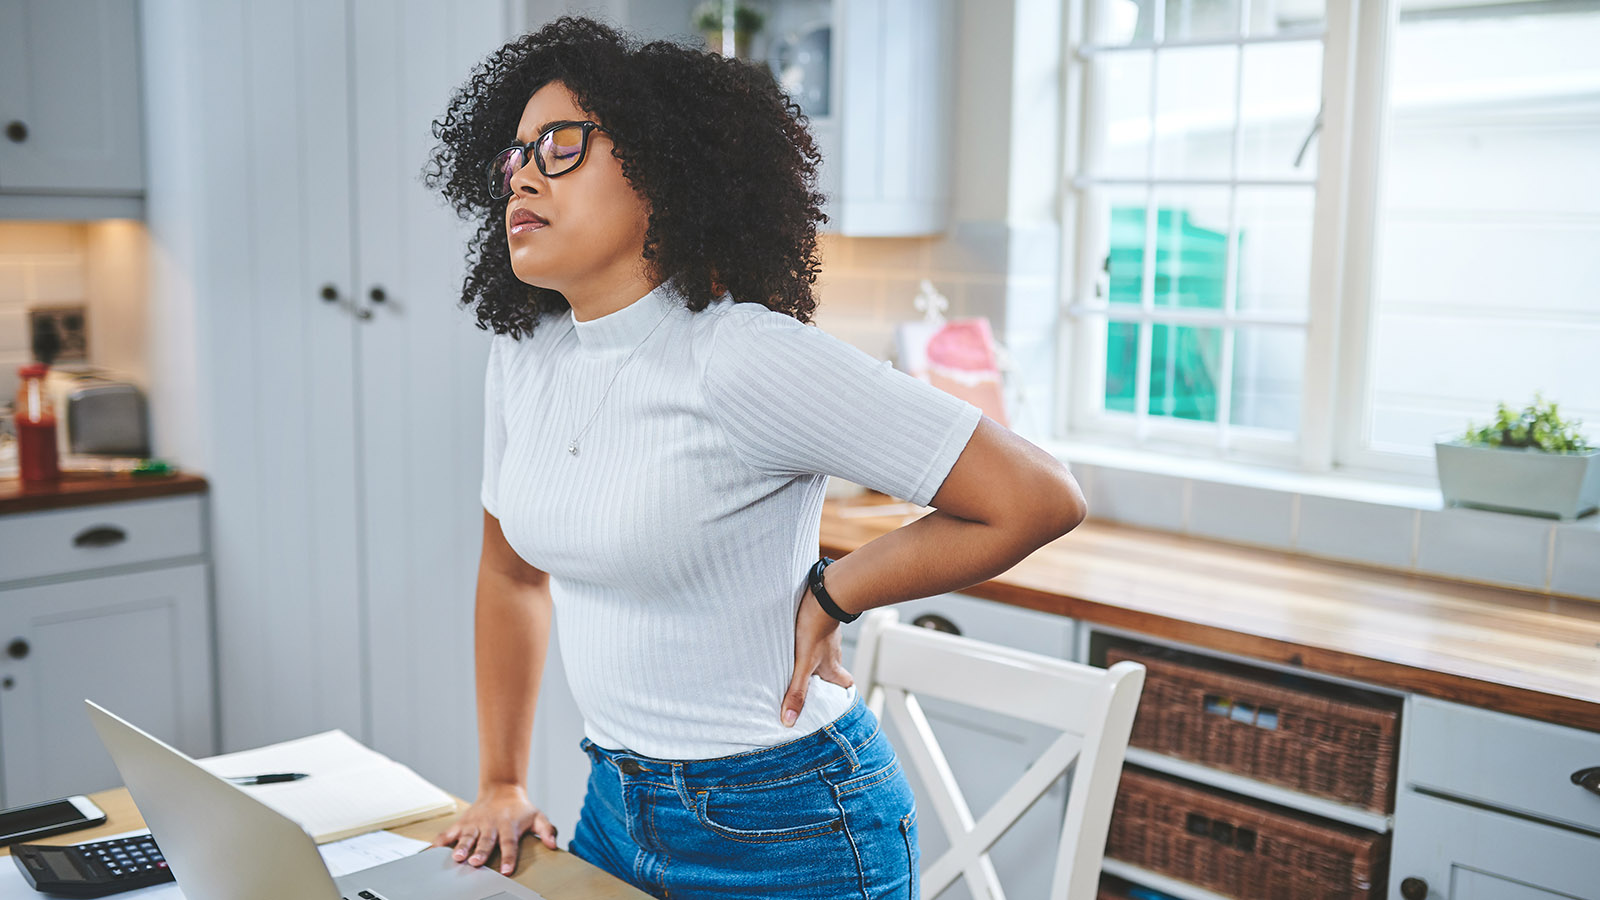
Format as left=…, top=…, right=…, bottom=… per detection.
left=693, top=773, right=846, bottom=844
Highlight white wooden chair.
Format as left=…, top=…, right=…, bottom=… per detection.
left=851, top=608, right=1146, bottom=900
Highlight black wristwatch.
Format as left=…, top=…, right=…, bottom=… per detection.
left=808, top=557, right=859, bottom=624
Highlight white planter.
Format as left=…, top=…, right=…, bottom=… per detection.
left=1434, top=440, right=1600, bottom=520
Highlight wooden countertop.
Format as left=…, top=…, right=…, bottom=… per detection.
left=0, top=471, right=208, bottom=515
left=822, top=496, right=1600, bottom=732
left=2, top=787, right=652, bottom=900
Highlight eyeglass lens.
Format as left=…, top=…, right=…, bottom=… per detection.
left=489, top=124, right=591, bottom=199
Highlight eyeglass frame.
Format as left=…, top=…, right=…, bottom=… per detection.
left=487, top=120, right=610, bottom=200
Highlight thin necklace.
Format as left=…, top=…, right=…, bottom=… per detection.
left=566, top=306, right=673, bottom=457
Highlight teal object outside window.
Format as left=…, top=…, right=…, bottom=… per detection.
left=1104, top=206, right=1232, bottom=423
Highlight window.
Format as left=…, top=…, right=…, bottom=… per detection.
left=1061, top=0, right=1600, bottom=477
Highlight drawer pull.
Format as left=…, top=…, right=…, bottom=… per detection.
left=1572, top=766, right=1600, bottom=796
left=1399, top=876, right=1429, bottom=899
left=6, top=639, right=28, bottom=660
left=911, top=613, right=960, bottom=636
left=73, top=525, right=128, bottom=548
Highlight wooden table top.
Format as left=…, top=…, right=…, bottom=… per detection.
left=0, top=472, right=208, bottom=515
left=2, top=787, right=652, bottom=900
left=821, top=496, right=1600, bottom=732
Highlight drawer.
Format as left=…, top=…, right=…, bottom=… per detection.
left=839, top=591, right=1074, bottom=660
left=0, top=496, right=205, bottom=584
left=1406, top=695, right=1600, bottom=835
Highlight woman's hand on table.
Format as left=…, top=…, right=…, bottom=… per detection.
left=431, top=782, right=556, bottom=875
left=783, top=588, right=855, bottom=727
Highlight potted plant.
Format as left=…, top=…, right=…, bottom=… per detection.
left=1435, top=394, right=1599, bottom=520
left=693, top=0, right=765, bottom=59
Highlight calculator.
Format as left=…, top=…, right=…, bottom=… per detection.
left=10, top=833, right=174, bottom=897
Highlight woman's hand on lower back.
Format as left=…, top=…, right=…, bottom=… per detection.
left=430, top=782, right=556, bottom=875
left=783, top=588, right=855, bottom=727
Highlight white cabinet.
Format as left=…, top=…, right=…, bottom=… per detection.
left=841, top=592, right=1077, bottom=900
left=1389, top=696, right=1600, bottom=899
left=591, top=0, right=955, bottom=235
left=0, top=498, right=214, bottom=807
left=1390, top=791, right=1599, bottom=900
left=145, top=0, right=509, bottom=798
left=0, top=0, right=145, bottom=219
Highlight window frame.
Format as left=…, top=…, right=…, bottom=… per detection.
left=1057, top=0, right=1448, bottom=481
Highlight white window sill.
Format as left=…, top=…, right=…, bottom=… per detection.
left=1033, top=439, right=1600, bottom=602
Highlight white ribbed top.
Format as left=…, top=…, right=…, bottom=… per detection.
left=481, top=279, right=982, bottom=759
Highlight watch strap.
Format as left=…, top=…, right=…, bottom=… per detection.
left=808, top=557, right=859, bottom=624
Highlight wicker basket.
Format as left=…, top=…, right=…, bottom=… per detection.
left=1106, top=767, right=1389, bottom=900
left=1106, top=645, right=1400, bottom=812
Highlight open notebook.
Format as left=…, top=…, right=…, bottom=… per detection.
left=196, top=730, right=457, bottom=844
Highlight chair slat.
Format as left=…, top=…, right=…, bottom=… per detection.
left=851, top=609, right=1146, bottom=900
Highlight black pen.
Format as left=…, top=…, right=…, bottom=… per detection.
left=225, top=772, right=310, bottom=785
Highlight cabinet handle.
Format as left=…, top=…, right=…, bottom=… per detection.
left=1399, top=876, right=1428, bottom=899
left=6, top=639, right=28, bottom=660
left=73, top=525, right=128, bottom=548
left=369, top=286, right=387, bottom=303
left=319, top=284, right=372, bottom=319
left=2, top=677, right=13, bottom=690
left=4, top=120, right=26, bottom=143
left=1572, top=766, right=1600, bottom=796
left=911, top=613, right=961, bottom=636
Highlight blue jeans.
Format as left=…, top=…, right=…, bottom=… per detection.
left=568, top=695, right=920, bottom=899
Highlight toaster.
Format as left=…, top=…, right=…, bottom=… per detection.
left=67, top=380, right=150, bottom=456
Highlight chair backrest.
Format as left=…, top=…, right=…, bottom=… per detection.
left=851, top=608, right=1145, bottom=900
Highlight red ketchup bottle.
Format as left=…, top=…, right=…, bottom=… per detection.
left=15, top=363, right=61, bottom=484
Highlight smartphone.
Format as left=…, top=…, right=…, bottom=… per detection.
left=0, top=796, right=107, bottom=846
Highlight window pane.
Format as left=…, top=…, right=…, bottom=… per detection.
left=1230, top=327, right=1303, bottom=433
left=1248, top=0, right=1324, bottom=36
left=1089, top=50, right=1153, bottom=178
left=1152, top=187, right=1231, bottom=309
left=1104, top=320, right=1140, bottom=413
left=1150, top=324, right=1223, bottom=422
left=1093, top=0, right=1244, bottom=43
left=1104, top=188, right=1150, bottom=306
left=1235, top=187, right=1314, bottom=315
left=1366, top=4, right=1600, bottom=454
left=1154, top=46, right=1239, bottom=178
left=1239, top=40, right=1323, bottom=179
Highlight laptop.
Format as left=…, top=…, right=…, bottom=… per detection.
left=85, top=700, right=548, bottom=900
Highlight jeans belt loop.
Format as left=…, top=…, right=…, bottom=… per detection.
left=670, top=762, right=697, bottom=812
left=822, top=723, right=861, bottom=772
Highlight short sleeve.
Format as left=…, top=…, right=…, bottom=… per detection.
left=703, top=307, right=983, bottom=507
left=481, top=334, right=508, bottom=518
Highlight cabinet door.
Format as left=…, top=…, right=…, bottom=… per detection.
left=0, top=0, right=144, bottom=194
left=197, top=0, right=367, bottom=753
left=349, top=0, right=508, bottom=799
left=1389, top=789, right=1600, bottom=900
left=842, top=593, right=1076, bottom=900
left=0, top=564, right=214, bottom=808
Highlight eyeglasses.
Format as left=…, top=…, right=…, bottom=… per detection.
left=486, top=120, right=608, bottom=200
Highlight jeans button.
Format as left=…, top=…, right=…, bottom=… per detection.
left=618, top=759, right=645, bottom=775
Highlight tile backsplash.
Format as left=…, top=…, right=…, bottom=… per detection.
left=0, top=220, right=148, bottom=404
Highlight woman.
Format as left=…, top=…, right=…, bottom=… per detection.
left=422, top=17, right=1085, bottom=900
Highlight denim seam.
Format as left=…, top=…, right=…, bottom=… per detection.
left=836, top=760, right=903, bottom=796
left=835, top=793, right=869, bottom=900
left=649, top=722, right=883, bottom=792
left=692, top=788, right=846, bottom=844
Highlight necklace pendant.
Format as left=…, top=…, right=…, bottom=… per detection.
left=568, top=442, right=579, bottom=456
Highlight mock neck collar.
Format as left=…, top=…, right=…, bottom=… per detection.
left=569, top=279, right=679, bottom=356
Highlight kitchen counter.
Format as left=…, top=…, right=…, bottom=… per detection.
left=0, top=471, right=209, bottom=515
left=821, top=496, right=1600, bottom=731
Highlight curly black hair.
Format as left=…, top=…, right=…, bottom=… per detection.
left=422, top=16, right=827, bottom=339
